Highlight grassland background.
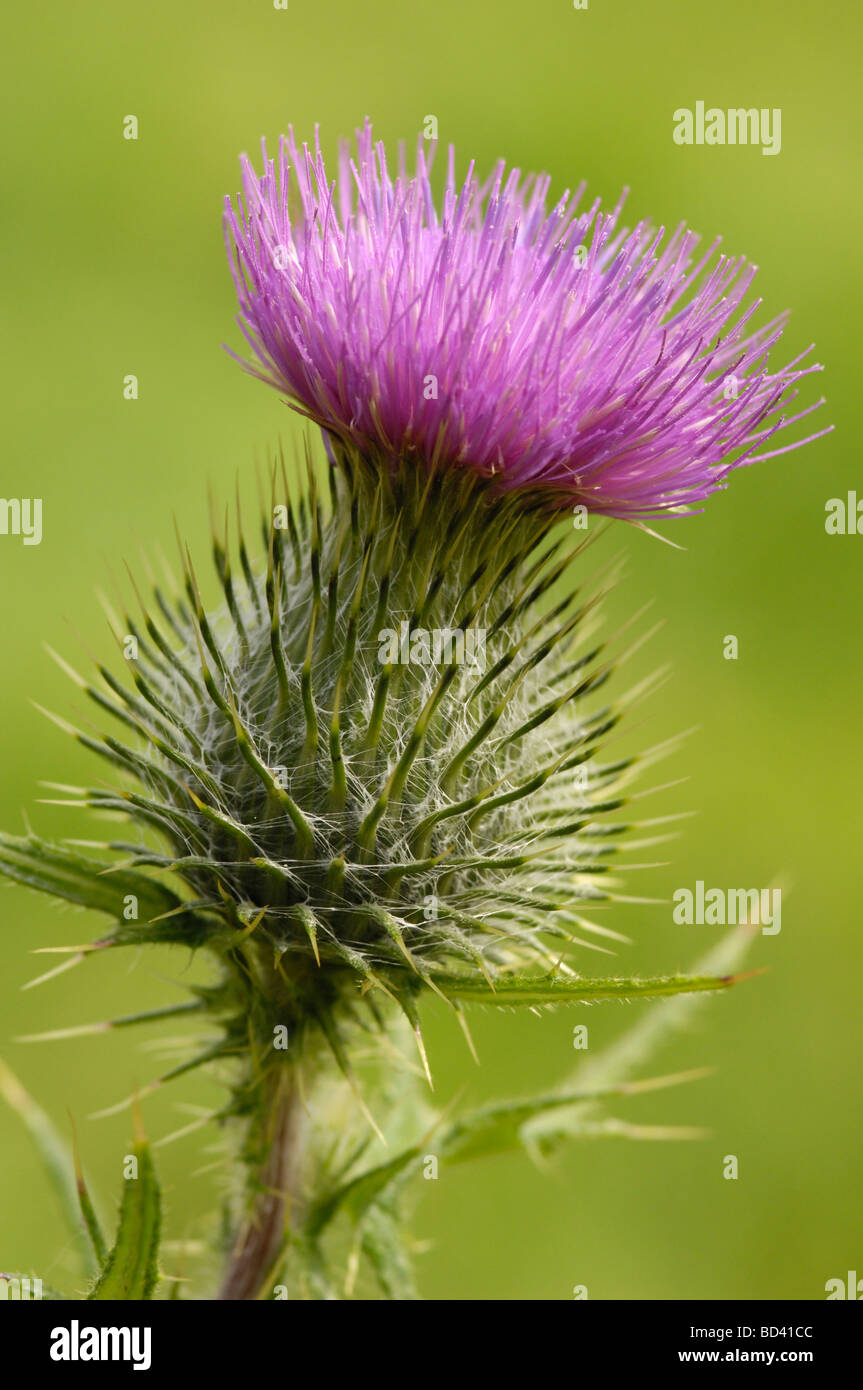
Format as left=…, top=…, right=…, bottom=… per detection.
left=0, top=0, right=860, bottom=1299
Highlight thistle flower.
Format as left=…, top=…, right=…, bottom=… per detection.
left=0, top=125, right=828, bottom=1303
left=225, top=120, right=829, bottom=519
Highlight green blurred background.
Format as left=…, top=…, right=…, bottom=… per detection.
left=1, top=0, right=860, bottom=1300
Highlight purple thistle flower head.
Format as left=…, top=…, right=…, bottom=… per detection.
left=224, top=120, right=829, bottom=519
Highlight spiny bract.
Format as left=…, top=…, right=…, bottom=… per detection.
left=0, top=441, right=744, bottom=1301
left=21, top=448, right=652, bottom=1067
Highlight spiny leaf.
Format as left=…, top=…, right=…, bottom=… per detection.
left=306, top=1144, right=421, bottom=1239
left=0, top=832, right=182, bottom=922
left=431, top=971, right=743, bottom=1007
left=88, top=1113, right=161, bottom=1300
left=308, top=1069, right=710, bottom=1229
left=436, top=1070, right=711, bottom=1163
